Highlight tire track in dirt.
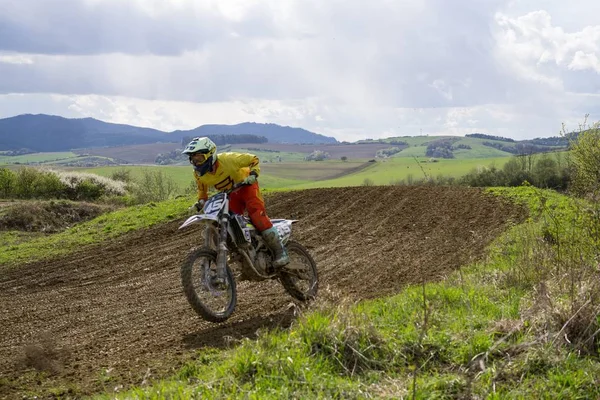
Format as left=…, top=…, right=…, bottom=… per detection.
left=0, top=186, right=525, bottom=399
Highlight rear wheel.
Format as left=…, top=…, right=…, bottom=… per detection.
left=181, top=247, right=236, bottom=322
left=279, top=241, right=318, bottom=301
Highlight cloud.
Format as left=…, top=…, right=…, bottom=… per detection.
left=0, top=0, right=599, bottom=141
left=494, top=10, right=600, bottom=84
left=0, top=54, right=34, bottom=64
left=0, top=0, right=513, bottom=107
left=0, top=0, right=280, bottom=55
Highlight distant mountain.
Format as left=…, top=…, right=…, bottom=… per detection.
left=171, top=122, right=337, bottom=144
left=0, top=114, right=337, bottom=152
left=0, top=114, right=170, bottom=152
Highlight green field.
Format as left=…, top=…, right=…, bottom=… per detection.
left=288, top=156, right=512, bottom=188
left=81, top=156, right=513, bottom=193
left=228, top=146, right=309, bottom=162
left=366, top=136, right=566, bottom=160
left=0, top=151, right=79, bottom=164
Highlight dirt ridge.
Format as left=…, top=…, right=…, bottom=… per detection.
left=0, top=186, right=525, bottom=399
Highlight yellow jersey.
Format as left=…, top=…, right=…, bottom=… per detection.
left=194, top=152, right=260, bottom=200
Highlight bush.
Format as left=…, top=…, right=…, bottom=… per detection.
left=362, top=178, right=375, bottom=186
left=129, top=169, right=177, bottom=203
left=0, top=167, right=129, bottom=201
left=0, top=168, right=16, bottom=198
left=305, top=151, right=330, bottom=161
left=568, top=122, right=600, bottom=197
left=110, top=169, right=133, bottom=183
left=54, top=170, right=127, bottom=200
left=10, top=168, right=65, bottom=199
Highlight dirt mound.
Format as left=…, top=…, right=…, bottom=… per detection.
left=0, top=200, right=114, bottom=233
left=0, top=186, right=526, bottom=399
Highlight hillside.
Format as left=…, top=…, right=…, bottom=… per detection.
left=0, top=114, right=169, bottom=152
left=363, top=134, right=568, bottom=159
left=0, top=186, right=525, bottom=398
left=171, top=122, right=338, bottom=144
left=0, top=114, right=335, bottom=152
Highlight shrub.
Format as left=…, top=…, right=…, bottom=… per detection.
left=129, top=169, right=177, bottom=203
left=54, top=170, right=127, bottom=200
left=305, top=151, right=330, bottom=161
left=14, top=167, right=39, bottom=198
left=568, top=122, right=600, bottom=197
left=0, top=168, right=16, bottom=198
left=362, top=178, right=375, bottom=186
left=110, top=169, right=133, bottom=183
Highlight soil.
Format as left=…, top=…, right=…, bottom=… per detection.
left=0, top=201, right=115, bottom=233
left=0, top=186, right=526, bottom=399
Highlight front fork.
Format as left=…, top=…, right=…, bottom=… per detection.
left=202, top=220, right=229, bottom=287
left=216, top=216, right=230, bottom=281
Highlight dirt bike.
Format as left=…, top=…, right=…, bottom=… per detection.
left=178, top=184, right=319, bottom=323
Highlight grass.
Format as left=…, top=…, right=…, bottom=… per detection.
left=371, top=136, right=566, bottom=159
left=80, top=161, right=373, bottom=192
left=83, top=185, right=600, bottom=399
left=261, top=160, right=371, bottom=180
left=0, top=152, right=79, bottom=165
left=83, top=165, right=196, bottom=191
left=228, top=146, right=309, bottom=162
left=289, top=156, right=513, bottom=188
left=75, top=151, right=573, bottom=192
left=0, top=195, right=194, bottom=267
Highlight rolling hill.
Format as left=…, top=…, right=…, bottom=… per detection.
left=0, top=114, right=337, bottom=152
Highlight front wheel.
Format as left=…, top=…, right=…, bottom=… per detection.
left=279, top=241, right=318, bottom=301
left=181, top=248, right=237, bottom=323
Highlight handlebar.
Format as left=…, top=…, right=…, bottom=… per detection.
left=225, top=182, right=250, bottom=194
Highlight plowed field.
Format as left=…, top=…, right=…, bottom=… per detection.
left=0, top=186, right=525, bottom=399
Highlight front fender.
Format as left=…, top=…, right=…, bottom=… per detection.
left=178, top=214, right=219, bottom=229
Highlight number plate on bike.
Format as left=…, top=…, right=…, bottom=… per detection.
left=204, top=193, right=226, bottom=216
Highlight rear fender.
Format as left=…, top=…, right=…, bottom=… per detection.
left=271, top=219, right=298, bottom=244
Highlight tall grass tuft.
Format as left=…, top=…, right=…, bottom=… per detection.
left=490, top=187, right=600, bottom=356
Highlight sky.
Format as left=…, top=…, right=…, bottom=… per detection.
left=0, top=0, right=599, bottom=142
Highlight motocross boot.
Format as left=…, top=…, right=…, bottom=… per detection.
left=261, top=227, right=290, bottom=268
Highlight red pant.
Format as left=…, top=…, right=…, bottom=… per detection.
left=229, top=182, right=273, bottom=232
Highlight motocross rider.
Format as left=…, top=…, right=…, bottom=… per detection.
left=182, top=137, right=290, bottom=267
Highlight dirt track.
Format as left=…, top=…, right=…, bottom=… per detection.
left=0, top=186, right=525, bottom=399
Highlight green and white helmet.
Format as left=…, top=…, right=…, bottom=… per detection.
left=182, top=137, right=217, bottom=175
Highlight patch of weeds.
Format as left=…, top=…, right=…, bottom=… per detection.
left=0, top=195, right=193, bottom=267
left=296, top=305, right=393, bottom=376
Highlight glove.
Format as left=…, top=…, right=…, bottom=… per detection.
left=189, top=199, right=205, bottom=213
left=242, top=172, right=257, bottom=185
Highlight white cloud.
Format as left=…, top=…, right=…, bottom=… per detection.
left=0, top=0, right=599, bottom=141
left=0, top=53, right=34, bottom=64
left=494, top=10, right=600, bottom=82
left=569, top=51, right=600, bottom=73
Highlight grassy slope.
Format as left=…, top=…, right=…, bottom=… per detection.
left=78, top=186, right=597, bottom=399
left=289, top=157, right=512, bottom=189
left=0, top=152, right=79, bottom=164
left=85, top=165, right=196, bottom=191
left=3, top=184, right=599, bottom=398
left=377, top=136, right=565, bottom=160
left=66, top=155, right=515, bottom=197
left=228, top=147, right=308, bottom=162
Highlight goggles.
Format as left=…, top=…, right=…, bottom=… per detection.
left=189, top=152, right=210, bottom=165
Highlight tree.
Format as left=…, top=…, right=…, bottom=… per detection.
left=341, top=156, right=348, bottom=162
left=568, top=121, right=600, bottom=196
